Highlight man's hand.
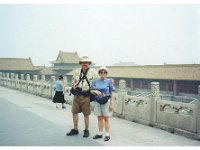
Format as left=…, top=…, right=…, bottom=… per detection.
left=91, top=90, right=103, bottom=96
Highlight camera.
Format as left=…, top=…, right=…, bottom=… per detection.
left=70, top=87, right=82, bottom=96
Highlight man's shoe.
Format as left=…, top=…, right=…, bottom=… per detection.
left=66, top=129, right=79, bottom=136
left=104, top=136, right=110, bottom=141
left=62, top=106, right=66, bottom=109
left=93, top=134, right=102, bottom=139
left=83, top=129, right=89, bottom=138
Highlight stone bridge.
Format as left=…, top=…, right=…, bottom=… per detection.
left=0, top=72, right=200, bottom=146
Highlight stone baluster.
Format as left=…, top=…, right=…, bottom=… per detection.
left=51, top=76, right=56, bottom=84
left=26, top=74, right=30, bottom=81
left=197, top=85, right=200, bottom=135
left=15, top=74, right=18, bottom=80
left=2, top=72, right=4, bottom=82
left=33, top=75, right=38, bottom=81
left=6, top=73, right=9, bottom=79
left=5, top=73, right=9, bottom=86
left=198, top=85, right=200, bottom=98
left=2, top=73, right=5, bottom=85
left=63, top=76, right=67, bottom=86
left=10, top=73, right=15, bottom=88
left=114, top=79, right=127, bottom=115
left=33, top=75, right=38, bottom=92
left=40, top=75, right=46, bottom=94
left=19, top=74, right=24, bottom=90
left=0, top=72, right=2, bottom=85
left=3, top=73, right=6, bottom=78
left=41, top=75, right=45, bottom=82
left=26, top=74, right=30, bottom=91
left=151, top=82, right=159, bottom=97
left=50, top=76, right=56, bottom=98
left=14, top=74, right=19, bottom=90
left=63, top=76, right=68, bottom=93
left=150, top=82, right=160, bottom=126
left=119, top=79, right=126, bottom=92
left=20, top=74, right=24, bottom=80
left=11, top=73, right=15, bottom=79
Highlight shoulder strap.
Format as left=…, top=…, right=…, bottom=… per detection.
left=76, top=68, right=90, bottom=87
left=81, top=68, right=90, bottom=87
left=82, top=68, right=90, bottom=87
left=84, top=74, right=90, bottom=87
left=75, top=69, right=83, bottom=86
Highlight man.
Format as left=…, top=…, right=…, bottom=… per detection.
left=66, top=56, right=99, bottom=137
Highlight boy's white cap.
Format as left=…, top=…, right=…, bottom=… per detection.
left=98, top=66, right=108, bottom=72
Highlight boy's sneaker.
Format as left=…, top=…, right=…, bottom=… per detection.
left=93, top=134, right=103, bottom=139
left=66, top=129, right=79, bottom=136
left=104, top=136, right=110, bottom=141
left=83, top=129, right=89, bottom=137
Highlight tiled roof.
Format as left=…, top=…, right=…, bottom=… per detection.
left=66, top=64, right=200, bottom=81
left=0, top=58, right=38, bottom=71
left=34, top=66, right=45, bottom=70
left=113, top=61, right=137, bottom=66
left=39, top=67, right=57, bottom=75
left=50, top=51, right=80, bottom=64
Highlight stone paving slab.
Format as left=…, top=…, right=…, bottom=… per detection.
left=0, top=98, right=101, bottom=146
left=0, top=86, right=200, bottom=146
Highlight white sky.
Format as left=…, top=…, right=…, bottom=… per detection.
left=0, top=1, right=200, bottom=66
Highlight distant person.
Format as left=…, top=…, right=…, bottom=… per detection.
left=90, top=66, right=115, bottom=141
left=53, top=75, right=66, bottom=109
left=66, top=56, right=99, bottom=138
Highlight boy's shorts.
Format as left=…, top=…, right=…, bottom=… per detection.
left=93, top=100, right=112, bottom=117
left=71, top=95, right=91, bottom=116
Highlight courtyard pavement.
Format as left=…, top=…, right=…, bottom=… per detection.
left=0, top=86, right=200, bottom=146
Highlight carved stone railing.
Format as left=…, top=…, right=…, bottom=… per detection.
left=113, top=80, right=126, bottom=115
left=0, top=72, right=200, bottom=140
left=123, top=95, right=150, bottom=125
left=157, top=100, right=198, bottom=132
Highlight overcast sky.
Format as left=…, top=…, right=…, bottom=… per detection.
left=0, top=4, right=200, bottom=66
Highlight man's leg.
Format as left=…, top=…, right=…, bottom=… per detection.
left=73, top=113, right=79, bottom=130
left=66, top=113, right=79, bottom=136
left=84, top=114, right=89, bottom=130
left=83, top=114, right=90, bottom=137
left=82, top=96, right=91, bottom=137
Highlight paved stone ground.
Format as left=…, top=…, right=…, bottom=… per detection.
left=0, top=86, right=200, bottom=146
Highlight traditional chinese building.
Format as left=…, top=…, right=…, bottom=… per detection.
left=38, top=67, right=57, bottom=81
left=50, top=51, right=80, bottom=75
left=66, top=64, right=200, bottom=96
left=0, top=57, right=42, bottom=79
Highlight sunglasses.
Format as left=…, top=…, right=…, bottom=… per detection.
left=99, top=71, right=107, bottom=74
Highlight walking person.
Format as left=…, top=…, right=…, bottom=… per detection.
left=90, top=66, right=115, bottom=141
left=66, top=56, right=99, bottom=137
left=53, top=75, right=66, bottom=109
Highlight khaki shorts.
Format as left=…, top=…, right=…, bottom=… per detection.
left=71, top=95, right=91, bottom=116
